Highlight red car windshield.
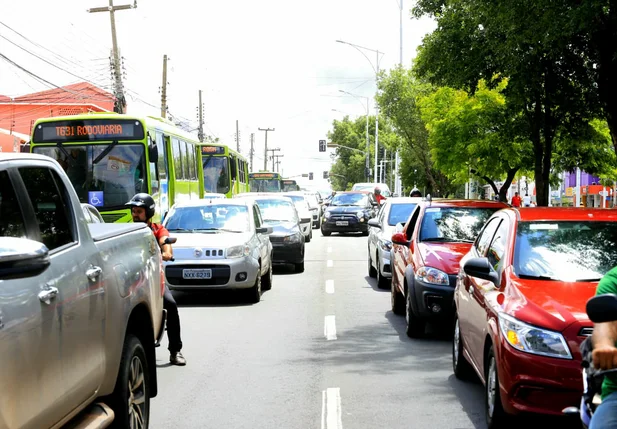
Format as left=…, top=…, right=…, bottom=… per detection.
left=419, top=207, right=499, bottom=243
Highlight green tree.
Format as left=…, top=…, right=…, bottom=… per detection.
left=413, top=0, right=601, bottom=206
left=377, top=67, right=458, bottom=197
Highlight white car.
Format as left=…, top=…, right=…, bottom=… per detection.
left=367, top=197, right=421, bottom=288
left=352, top=182, right=392, bottom=197
left=162, top=199, right=274, bottom=303
left=303, top=192, right=322, bottom=228
left=281, top=192, right=314, bottom=242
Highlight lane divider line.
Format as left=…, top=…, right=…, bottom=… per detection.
left=321, top=387, right=343, bottom=429
left=327, top=259, right=333, bottom=267
left=325, top=280, right=334, bottom=294
left=324, top=315, right=337, bottom=340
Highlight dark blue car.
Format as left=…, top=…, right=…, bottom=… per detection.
left=321, top=191, right=379, bottom=236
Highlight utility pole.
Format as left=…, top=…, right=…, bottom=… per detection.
left=266, top=148, right=281, bottom=171
left=235, top=120, right=240, bottom=152
left=249, top=133, right=255, bottom=172
left=258, top=127, right=275, bottom=171
left=274, top=154, right=284, bottom=173
left=197, top=90, right=204, bottom=142
left=160, top=54, right=168, bottom=118
left=87, top=0, right=136, bottom=114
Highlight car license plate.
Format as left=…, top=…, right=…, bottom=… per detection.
left=336, top=221, right=349, bottom=226
left=182, top=269, right=212, bottom=279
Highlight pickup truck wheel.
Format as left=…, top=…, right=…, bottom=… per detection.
left=247, top=272, right=262, bottom=303
left=262, top=259, right=273, bottom=291
left=108, top=334, right=150, bottom=429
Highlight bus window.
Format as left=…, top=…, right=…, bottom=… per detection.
left=203, top=155, right=230, bottom=194
left=230, top=155, right=237, bottom=180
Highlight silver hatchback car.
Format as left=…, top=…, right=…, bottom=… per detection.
left=162, top=199, right=273, bottom=303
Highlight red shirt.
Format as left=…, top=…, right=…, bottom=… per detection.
left=511, top=195, right=522, bottom=207
left=149, top=222, right=169, bottom=241
left=375, top=194, right=386, bottom=204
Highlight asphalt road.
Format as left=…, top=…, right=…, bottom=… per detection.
left=150, top=231, right=580, bottom=429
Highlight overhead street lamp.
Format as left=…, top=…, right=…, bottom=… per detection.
left=328, top=143, right=367, bottom=155
left=338, top=89, right=370, bottom=181
left=336, top=39, right=384, bottom=184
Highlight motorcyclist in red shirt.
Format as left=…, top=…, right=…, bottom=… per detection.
left=374, top=187, right=386, bottom=205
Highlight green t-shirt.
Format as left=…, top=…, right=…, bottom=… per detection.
left=596, top=266, right=617, bottom=399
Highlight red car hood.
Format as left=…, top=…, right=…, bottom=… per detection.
left=504, top=274, right=597, bottom=332
left=417, top=242, right=473, bottom=275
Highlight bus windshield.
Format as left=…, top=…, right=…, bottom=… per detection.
left=32, top=144, right=147, bottom=209
left=282, top=181, right=298, bottom=192
left=202, top=155, right=230, bottom=194
left=250, top=178, right=281, bottom=192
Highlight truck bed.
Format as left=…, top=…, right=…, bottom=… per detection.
left=88, top=223, right=150, bottom=242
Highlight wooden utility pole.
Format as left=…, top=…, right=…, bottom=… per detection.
left=249, top=133, right=255, bottom=172
left=87, top=0, right=136, bottom=114
left=258, top=127, right=275, bottom=171
left=198, top=90, right=204, bottom=142
left=160, top=55, right=168, bottom=118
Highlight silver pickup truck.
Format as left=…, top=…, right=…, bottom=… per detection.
left=0, top=153, right=164, bottom=429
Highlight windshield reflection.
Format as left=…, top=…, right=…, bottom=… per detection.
left=420, top=207, right=498, bottom=242
left=331, top=193, right=367, bottom=206
left=164, top=205, right=250, bottom=232
left=250, top=179, right=281, bottom=192
left=203, top=156, right=230, bottom=194
left=254, top=199, right=297, bottom=223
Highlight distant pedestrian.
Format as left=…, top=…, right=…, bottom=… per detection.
left=523, top=193, right=531, bottom=207
left=511, top=192, right=522, bottom=207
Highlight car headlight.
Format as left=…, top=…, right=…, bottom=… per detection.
left=498, top=313, right=572, bottom=359
left=379, top=240, right=392, bottom=252
left=283, top=233, right=303, bottom=243
left=226, top=244, right=250, bottom=258
left=415, top=266, right=450, bottom=285
left=356, top=211, right=364, bottom=218
left=324, top=211, right=331, bottom=219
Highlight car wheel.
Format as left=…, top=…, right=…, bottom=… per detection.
left=295, top=261, right=305, bottom=273
left=247, top=271, right=262, bottom=303
left=321, top=228, right=331, bottom=237
left=368, top=247, right=377, bottom=278
left=262, top=258, right=273, bottom=291
left=453, top=314, right=474, bottom=380
left=405, top=289, right=425, bottom=338
left=391, top=277, right=405, bottom=315
left=107, top=334, right=150, bottom=429
left=485, top=346, right=507, bottom=429
left=376, top=255, right=389, bottom=289
left=361, top=229, right=369, bottom=236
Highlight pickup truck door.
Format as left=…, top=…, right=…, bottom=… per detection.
left=17, top=166, right=106, bottom=421
left=0, top=169, right=68, bottom=429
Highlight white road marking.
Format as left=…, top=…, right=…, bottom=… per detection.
left=325, top=280, right=334, bottom=294
left=327, top=246, right=332, bottom=253
left=324, top=315, right=337, bottom=340
left=321, top=387, right=343, bottom=429
left=327, top=259, right=333, bottom=267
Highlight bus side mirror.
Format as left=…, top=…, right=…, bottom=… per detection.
left=149, top=143, right=159, bottom=164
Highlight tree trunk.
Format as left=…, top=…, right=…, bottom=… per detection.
left=498, top=168, right=519, bottom=203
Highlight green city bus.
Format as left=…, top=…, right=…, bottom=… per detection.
left=249, top=171, right=282, bottom=192
left=30, top=112, right=203, bottom=223
left=281, top=179, right=300, bottom=192
left=198, top=143, right=249, bottom=197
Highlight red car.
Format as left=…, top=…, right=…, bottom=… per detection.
left=453, top=207, right=617, bottom=428
left=390, top=199, right=508, bottom=337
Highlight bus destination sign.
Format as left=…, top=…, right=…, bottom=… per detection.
left=200, top=146, right=226, bottom=155
left=251, top=173, right=277, bottom=179
left=33, top=119, right=144, bottom=142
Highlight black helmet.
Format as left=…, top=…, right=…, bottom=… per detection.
left=374, top=187, right=381, bottom=195
left=409, top=188, right=422, bottom=197
left=126, top=193, right=156, bottom=219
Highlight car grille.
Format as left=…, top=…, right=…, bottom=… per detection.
left=329, top=215, right=357, bottom=222
left=579, top=327, right=593, bottom=337
left=165, top=264, right=230, bottom=286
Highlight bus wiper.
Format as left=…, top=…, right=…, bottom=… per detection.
left=93, top=140, right=118, bottom=165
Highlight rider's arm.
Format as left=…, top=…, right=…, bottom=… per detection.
left=159, top=236, right=173, bottom=261
left=592, top=268, right=617, bottom=369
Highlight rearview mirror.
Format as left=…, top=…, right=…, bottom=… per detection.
left=463, top=257, right=499, bottom=286
left=391, top=233, right=409, bottom=246
left=0, top=238, right=51, bottom=280
left=368, top=219, right=381, bottom=229
left=256, top=226, right=273, bottom=234
left=587, top=294, right=617, bottom=323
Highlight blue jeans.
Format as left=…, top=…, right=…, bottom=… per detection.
left=591, top=391, right=617, bottom=429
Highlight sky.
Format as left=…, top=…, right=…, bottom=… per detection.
left=0, top=0, right=436, bottom=191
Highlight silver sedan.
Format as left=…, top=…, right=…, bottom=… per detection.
left=162, top=199, right=273, bottom=303
left=367, top=197, right=421, bottom=289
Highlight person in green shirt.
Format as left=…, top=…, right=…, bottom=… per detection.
left=590, top=267, right=617, bottom=428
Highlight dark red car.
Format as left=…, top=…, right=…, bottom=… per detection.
left=390, top=199, right=508, bottom=337
left=453, top=207, right=617, bottom=428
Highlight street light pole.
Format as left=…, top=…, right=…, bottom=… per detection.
left=339, top=90, right=370, bottom=182
left=395, top=0, right=403, bottom=196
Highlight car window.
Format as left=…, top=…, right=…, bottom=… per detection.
left=19, top=167, right=76, bottom=251
left=255, top=199, right=298, bottom=223
left=475, top=218, right=501, bottom=256
left=405, top=206, right=421, bottom=240
left=419, top=207, right=499, bottom=243
left=388, top=203, right=417, bottom=226
left=330, top=193, right=368, bottom=206
left=487, top=221, right=508, bottom=270
left=0, top=170, right=27, bottom=238
left=253, top=206, right=261, bottom=228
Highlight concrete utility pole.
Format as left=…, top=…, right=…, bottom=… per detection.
left=258, top=127, right=275, bottom=171
left=235, top=120, right=240, bottom=152
left=198, top=90, right=204, bottom=142
left=274, top=154, right=284, bottom=173
left=249, top=133, right=255, bottom=172
left=160, top=54, right=168, bottom=118
left=87, top=0, right=136, bottom=114
left=267, top=148, right=281, bottom=171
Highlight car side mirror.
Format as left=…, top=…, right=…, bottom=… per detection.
left=0, top=238, right=51, bottom=280
left=371, top=201, right=379, bottom=206
left=163, top=237, right=177, bottom=245
left=257, top=226, right=273, bottom=234
left=368, top=218, right=381, bottom=229
left=300, top=217, right=311, bottom=224
left=391, top=233, right=410, bottom=246
left=587, top=294, right=617, bottom=323
left=463, top=257, right=499, bottom=286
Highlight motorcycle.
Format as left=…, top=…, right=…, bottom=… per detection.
left=563, top=293, right=617, bottom=428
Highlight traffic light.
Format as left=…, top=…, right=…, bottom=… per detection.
left=323, top=171, right=329, bottom=179
left=309, top=172, right=313, bottom=180
left=319, top=139, right=326, bottom=152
